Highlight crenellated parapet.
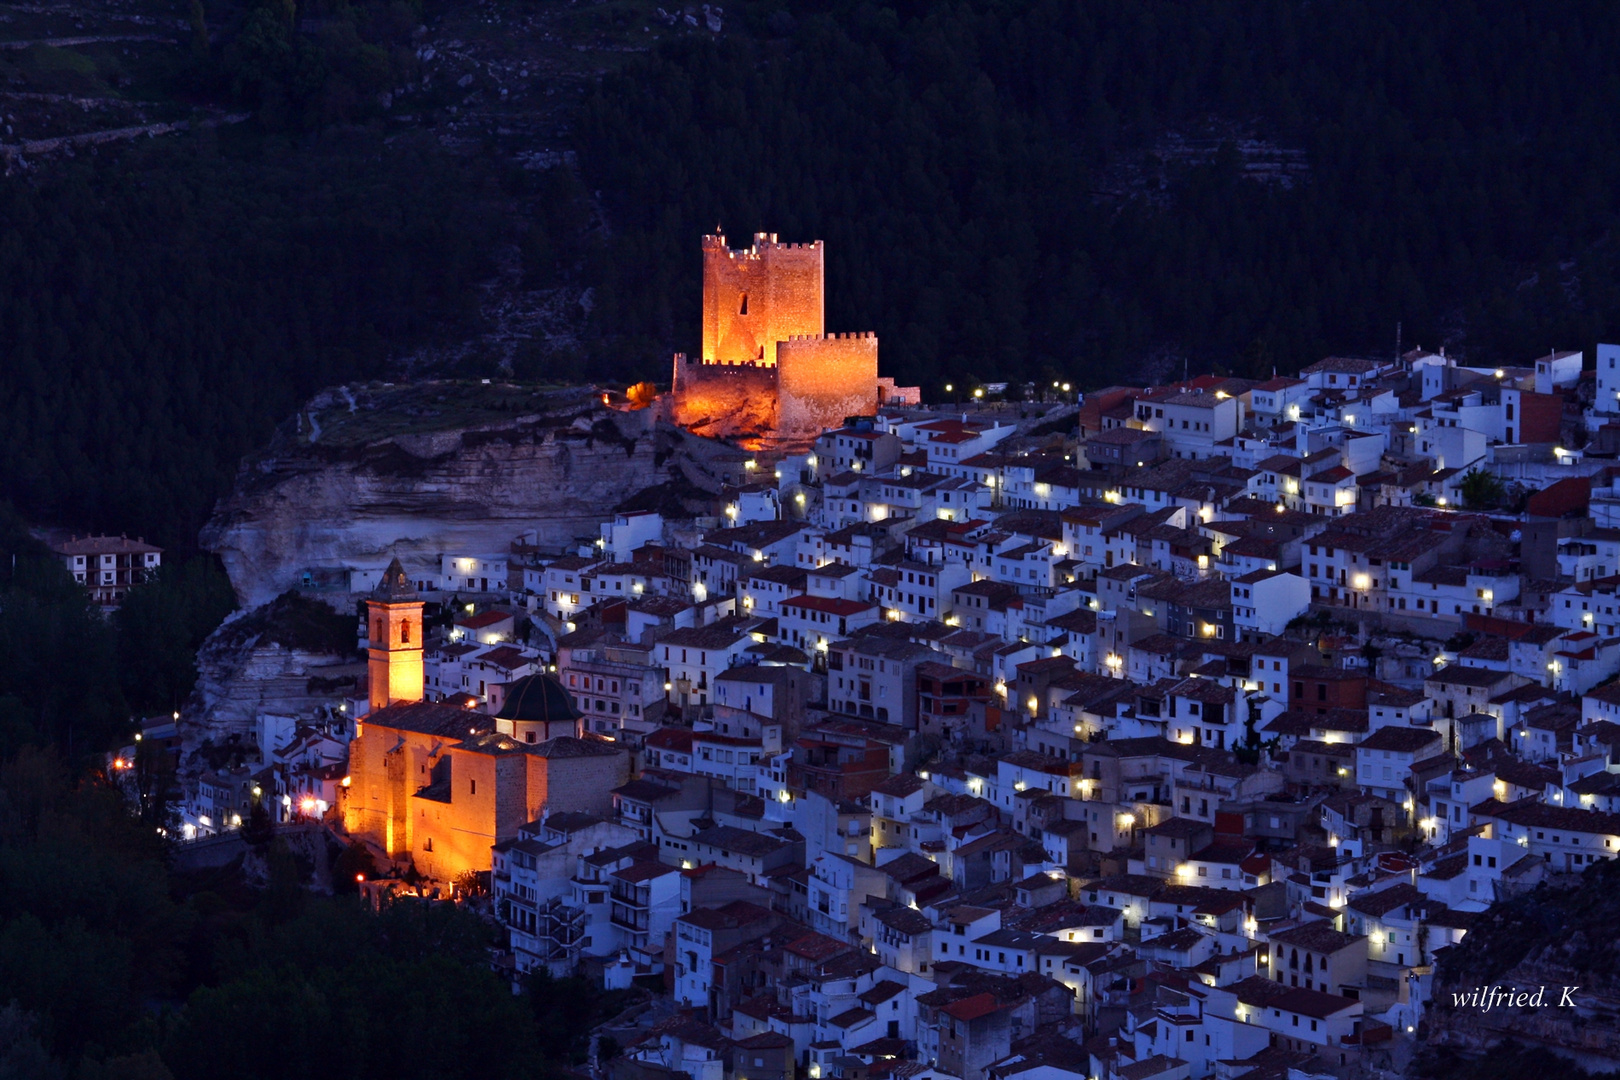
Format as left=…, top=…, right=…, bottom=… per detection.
left=674, top=231, right=880, bottom=442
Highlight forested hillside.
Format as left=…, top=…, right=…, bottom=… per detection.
left=0, top=130, right=497, bottom=551
left=6, top=0, right=1620, bottom=551
left=576, top=0, right=1620, bottom=390
left=0, top=739, right=623, bottom=1078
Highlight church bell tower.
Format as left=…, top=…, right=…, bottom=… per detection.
left=366, top=557, right=424, bottom=714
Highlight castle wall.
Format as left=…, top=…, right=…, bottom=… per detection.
left=777, top=334, right=880, bottom=438
left=702, top=233, right=823, bottom=366
left=670, top=354, right=779, bottom=434
left=878, top=378, right=922, bottom=407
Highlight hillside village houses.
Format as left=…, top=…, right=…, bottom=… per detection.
left=164, top=343, right=1620, bottom=1080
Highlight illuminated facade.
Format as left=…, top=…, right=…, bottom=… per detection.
left=367, top=558, right=424, bottom=713
left=670, top=232, right=913, bottom=443
left=343, top=557, right=630, bottom=880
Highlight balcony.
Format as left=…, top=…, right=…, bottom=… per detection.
left=611, top=904, right=650, bottom=932
left=610, top=883, right=650, bottom=910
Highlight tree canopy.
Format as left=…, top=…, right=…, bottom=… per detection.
left=574, top=0, right=1620, bottom=392
left=0, top=736, right=629, bottom=1078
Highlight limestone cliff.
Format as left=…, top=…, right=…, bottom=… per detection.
left=201, top=382, right=736, bottom=607
left=182, top=591, right=363, bottom=753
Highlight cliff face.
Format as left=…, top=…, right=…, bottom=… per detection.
left=201, top=383, right=734, bottom=607
left=181, top=591, right=365, bottom=752
left=188, top=633, right=361, bottom=749
left=1423, top=862, right=1620, bottom=1071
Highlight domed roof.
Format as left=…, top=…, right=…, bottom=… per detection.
left=496, top=673, right=581, bottom=725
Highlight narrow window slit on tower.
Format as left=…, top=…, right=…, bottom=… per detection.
left=738, top=292, right=749, bottom=315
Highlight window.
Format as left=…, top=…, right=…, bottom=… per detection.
left=738, top=292, right=749, bottom=315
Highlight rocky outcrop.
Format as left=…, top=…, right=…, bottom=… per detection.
left=201, top=383, right=737, bottom=607
left=187, top=633, right=359, bottom=749
left=183, top=594, right=364, bottom=752
left=1424, top=863, right=1620, bottom=1070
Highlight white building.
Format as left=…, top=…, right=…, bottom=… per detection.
left=440, top=553, right=509, bottom=593
left=1147, top=391, right=1243, bottom=460
left=601, top=511, right=663, bottom=562
left=1231, top=569, right=1310, bottom=639
left=51, top=534, right=161, bottom=608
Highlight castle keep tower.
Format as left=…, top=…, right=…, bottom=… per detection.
left=702, top=232, right=825, bottom=367
left=367, top=557, right=424, bottom=713
left=672, top=231, right=888, bottom=442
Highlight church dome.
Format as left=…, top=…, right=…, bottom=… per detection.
left=496, top=673, right=581, bottom=725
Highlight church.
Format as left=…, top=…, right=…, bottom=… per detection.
left=340, top=559, right=629, bottom=882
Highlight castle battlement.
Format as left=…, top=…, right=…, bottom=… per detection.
left=675, top=231, right=879, bottom=444
left=702, top=232, right=823, bottom=259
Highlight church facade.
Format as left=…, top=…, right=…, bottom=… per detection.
left=341, top=560, right=629, bottom=882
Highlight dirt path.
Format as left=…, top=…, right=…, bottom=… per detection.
left=0, top=33, right=174, bottom=47
left=0, top=110, right=247, bottom=167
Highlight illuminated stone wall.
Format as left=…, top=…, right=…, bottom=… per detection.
left=366, top=598, right=423, bottom=712
left=347, top=727, right=630, bottom=880
left=702, top=232, right=824, bottom=367
left=343, top=722, right=442, bottom=858
left=410, top=748, right=527, bottom=881
left=674, top=232, right=880, bottom=443
left=879, top=377, right=922, bottom=406
left=777, top=333, right=880, bottom=438
left=669, top=352, right=780, bottom=435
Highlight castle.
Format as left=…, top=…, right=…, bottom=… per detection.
left=668, top=232, right=915, bottom=443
